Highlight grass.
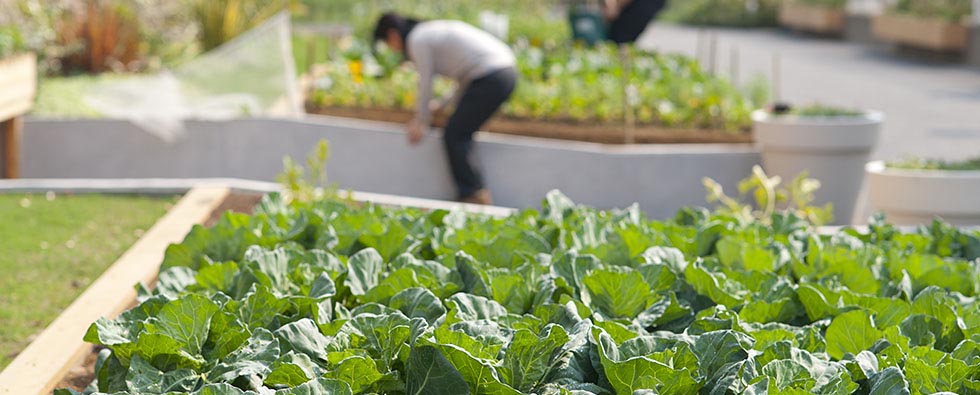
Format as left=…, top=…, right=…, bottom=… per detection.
left=32, top=74, right=126, bottom=118
left=0, top=193, right=179, bottom=369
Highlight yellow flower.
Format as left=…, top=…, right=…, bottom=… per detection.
left=348, top=61, right=364, bottom=84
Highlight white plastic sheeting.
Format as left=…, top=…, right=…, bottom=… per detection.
left=84, top=11, right=301, bottom=142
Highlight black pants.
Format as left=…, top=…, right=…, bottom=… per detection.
left=444, top=67, right=517, bottom=200
left=608, top=0, right=667, bottom=44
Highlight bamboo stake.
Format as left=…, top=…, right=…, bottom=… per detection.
left=619, top=44, right=636, bottom=144
left=730, top=46, right=740, bottom=86
left=708, top=33, right=719, bottom=75
left=772, top=52, right=782, bottom=103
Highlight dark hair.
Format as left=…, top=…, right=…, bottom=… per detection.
left=373, top=12, right=421, bottom=49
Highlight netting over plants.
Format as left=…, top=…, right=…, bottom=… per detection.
left=83, top=11, right=301, bottom=141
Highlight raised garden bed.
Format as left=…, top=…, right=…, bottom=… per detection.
left=11, top=187, right=980, bottom=394
left=306, top=46, right=760, bottom=145
left=0, top=53, right=37, bottom=178
left=872, top=13, right=970, bottom=52
left=0, top=53, right=36, bottom=121
left=778, top=1, right=846, bottom=35
left=308, top=106, right=753, bottom=144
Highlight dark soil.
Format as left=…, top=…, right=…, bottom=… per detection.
left=55, top=345, right=102, bottom=391
left=205, top=191, right=265, bottom=226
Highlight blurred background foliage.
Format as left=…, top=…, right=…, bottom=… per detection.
left=0, top=0, right=855, bottom=76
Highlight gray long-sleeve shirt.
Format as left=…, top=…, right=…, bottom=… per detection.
left=406, top=20, right=516, bottom=125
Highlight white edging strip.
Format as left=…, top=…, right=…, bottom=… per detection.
left=0, top=186, right=230, bottom=395
left=0, top=178, right=517, bottom=217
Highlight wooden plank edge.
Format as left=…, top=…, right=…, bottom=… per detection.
left=0, top=186, right=231, bottom=395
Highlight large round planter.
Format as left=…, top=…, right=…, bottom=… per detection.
left=866, top=161, right=980, bottom=226
left=752, top=110, right=883, bottom=225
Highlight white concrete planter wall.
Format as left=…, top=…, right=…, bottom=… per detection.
left=22, top=116, right=761, bottom=219
left=752, top=110, right=883, bottom=224
left=866, top=161, right=980, bottom=226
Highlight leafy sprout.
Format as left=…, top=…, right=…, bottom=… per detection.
left=704, top=165, right=834, bottom=225
left=276, top=139, right=335, bottom=203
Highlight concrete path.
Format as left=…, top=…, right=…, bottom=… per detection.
left=637, top=24, right=980, bottom=162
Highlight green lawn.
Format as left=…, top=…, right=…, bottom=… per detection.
left=32, top=74, right=124, bottom=118
left=0, top=193, right=178, bottom=369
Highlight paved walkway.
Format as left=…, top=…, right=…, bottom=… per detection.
left=637, top=24, right=980, bottom=162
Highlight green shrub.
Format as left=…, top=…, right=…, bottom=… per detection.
left=891, top=0, right=972, bottom=23
left=793, top=0, right=848, bottom=8
left=661, top=0, right=781, bottom=27
left=888, top=156, right=980, bottom=171
left=0, top=25, right=25, bottom=59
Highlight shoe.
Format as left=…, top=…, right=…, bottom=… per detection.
left=460, top=189, right=493, bottom=205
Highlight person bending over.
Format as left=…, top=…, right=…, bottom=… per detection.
left=374, top=12, right=517, bottom=205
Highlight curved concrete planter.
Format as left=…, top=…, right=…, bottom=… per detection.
left=866, top=161, right=980, bottom=226
left=23, top=116, right=761, bottom=219
left=752, top=110, right=883, bottom=224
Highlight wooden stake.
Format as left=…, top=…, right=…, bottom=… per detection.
left=307, top=37, right=317, bottom=74
left=696, top=28, right=705, bottom=64
left=619, top=44, right=635, bottom=144
left=772, top=52, right=782, bottom=103
left=708, top=33, right=719, bottom=75
left=2, top=116, right=22, bottom=179
left=730, top=46, right=740, bottom=86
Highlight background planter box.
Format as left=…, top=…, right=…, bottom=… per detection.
left=872, top=14, right=969, bottom=52
left=309, top=106, right=752, bottom=145
left=779, top=2, right=846, bottom=35
left=22, top=116, right=760, bottom=219
left=866, top=161, right=980, bottom=226
left=753, top=110, right=882, bottom=225
left=0, top=53, right=37, bottom=121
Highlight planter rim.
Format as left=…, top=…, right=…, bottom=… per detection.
left=752, top=109, right=884, bottom=126
left=866, top=160, right=980, bottom=178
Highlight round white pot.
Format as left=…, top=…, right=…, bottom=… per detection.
left=752, top=110, right=883, bottom=225
left=866, top=161, right=980, bottom=226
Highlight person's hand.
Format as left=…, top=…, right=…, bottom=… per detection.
left=407, top=119, right=425, bottom=145
left=603, top=0, right=622, bottom=20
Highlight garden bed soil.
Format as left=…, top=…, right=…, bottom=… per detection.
left=47, top=191, right=259, bottom=393
left=872, top=14, right=969, bottom=52
left=309, top=105, right=753, bottom=144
